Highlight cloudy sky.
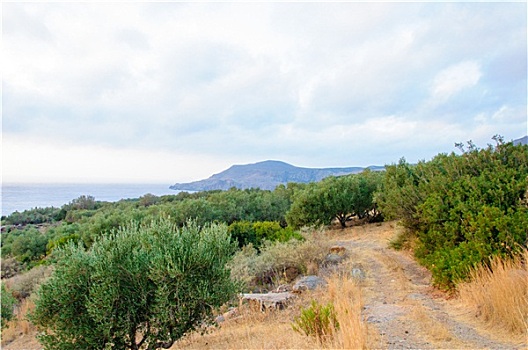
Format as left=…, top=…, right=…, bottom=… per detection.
left=3, top=2, right=527, bottom=184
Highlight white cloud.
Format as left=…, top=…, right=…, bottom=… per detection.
left=2, top=2, right=526, bottom=183
left=431, top=61, right=482, bottom=102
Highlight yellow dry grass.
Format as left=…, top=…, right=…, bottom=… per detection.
left=410, top=305, right=452, bottom=343
left=457, top=249, right=528, bottom=338
left=325, top=274, right=369, bottom=349
left=172, top=272, right=371, bottom=349
left=1, top=298, right=36, bottom=346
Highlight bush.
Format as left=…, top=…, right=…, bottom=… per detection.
left=6, top=265, right=52, bottom=300
left=30, top=219, right=237, bottom=350
left=1, top=283, right=17, bottom=330
left=229, top=231, right=329, bottom=291
left=376, top=138, right=528, bottom=289
left=228, top=221, right=303, bottom=249
left=292, top=300, right=338, bottom=341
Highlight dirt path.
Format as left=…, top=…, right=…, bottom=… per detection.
left=333, top=222, right=526, bottom=350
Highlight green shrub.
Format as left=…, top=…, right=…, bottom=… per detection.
left=292, top=300, right=339, bottom=341
left=287, top=171, right=383, bottom=229
left=228, top=231, right=329, bottom=291
left=228, top=221, right=303, bottom=249
left=376, top=137, right=528, bottom=289
left=1, top=282, right=17, bottom=329
left=30, top=219, right=237, bottom=350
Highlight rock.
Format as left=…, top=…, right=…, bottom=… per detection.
left=292, top=275, right=326, bottom=293
left=215, top=315, right=225, bottom=324
left=223, top=307, right=239, bottom=320
left=325, top=253, right=344, bottom=265
left=275, top=284, right=291, bottom=293
left=240, top=292, right=295, bottom=310
left=329, top=245, right=346, bottom=254
left=351, top=267, right=366, bottom=281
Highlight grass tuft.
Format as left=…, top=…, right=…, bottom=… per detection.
left=457, top=249, right=528, bottom=336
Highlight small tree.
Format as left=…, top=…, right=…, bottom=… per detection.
left=1, top=282, right=17, bottom=330
left=286, top=171, right=382, bottom=229
left=30, top=219, right=237, bottom=350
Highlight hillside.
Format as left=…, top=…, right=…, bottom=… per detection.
left=5, top=222, right=525, bottom=350
left=513, top=135, right=528, bottom=146
left=170, top=160, right=384, bottom=191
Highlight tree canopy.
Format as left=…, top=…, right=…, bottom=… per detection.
left=30, top=219, right=237, bottom=350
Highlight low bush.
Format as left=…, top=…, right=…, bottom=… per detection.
left=228, top=221, right=303, bottom=249
left=30, top=219, right=237, bottom=350
left=292, top=300, right=338, bottom=342
left=1, top=283, right=17, bottom=330
left=229, top=230, right=329, bottom=291
left=6, top=265, right=52, bottom=300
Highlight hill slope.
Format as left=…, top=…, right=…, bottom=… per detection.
left=170, top=160, right=384, bottom=191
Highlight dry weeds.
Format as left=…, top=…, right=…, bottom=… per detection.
left=457, top=249, right=528, bottom=338
left=1, top=298, right=36, bottom=347
left=325, top=274, right=369, bottom=349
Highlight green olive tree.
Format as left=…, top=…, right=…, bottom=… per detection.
left=286, top=171, right=383, bottom=229
left=30, top=219, right=237, bottom=350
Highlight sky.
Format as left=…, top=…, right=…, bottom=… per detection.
left=2, top=1, right=527, bottom=184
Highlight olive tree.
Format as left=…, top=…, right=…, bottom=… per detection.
left=286, top=171, right=382, bottom=229
left=30, top=219, right=237, bottom=350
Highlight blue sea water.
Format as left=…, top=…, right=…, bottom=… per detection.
left=1, top=183, right=179, bottom=217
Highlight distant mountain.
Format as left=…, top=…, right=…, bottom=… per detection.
left=513, top=135, right=527, bottom=146
left=170, top=160, right=384, bottom=191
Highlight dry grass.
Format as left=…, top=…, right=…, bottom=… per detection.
left=410, top=306, right=452, bottom=342
left=1, top=298, right=36, bottom=346
left=171, top=272, right=370, bottom=349
left=171, top=296, right=319, bottom=349
left=325, top=274, right=369, bottom=349
left=457, top=249, right=528, bottom=337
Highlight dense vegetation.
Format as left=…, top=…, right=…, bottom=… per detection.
left=286, top=170, right=383, bottom=228
left=30, top=219, right=237, bottom=350
left=2, top=135, right=527, bottom=346
left=377, top=136, right=528, bottom=288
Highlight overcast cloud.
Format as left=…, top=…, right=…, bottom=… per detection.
left=2, top=2, right=527, bottom=183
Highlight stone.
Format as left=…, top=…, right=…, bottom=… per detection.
left=240, top=292, right=295, bottom=310
left=275, top=284, right=291, bottom=293
left=329, top=245, right=346, bottom=254
left=215, top=315, right=225, bottom=324
left=325, top=253, right=344, bottom=265
left=292, top=275, right=326, bottom=293
left=351, top=268, right=366, bottom=281
left=223, top=307, right=239, bottom=320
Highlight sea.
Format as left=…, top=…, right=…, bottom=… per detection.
left=1, top=183, right=180, bottom=217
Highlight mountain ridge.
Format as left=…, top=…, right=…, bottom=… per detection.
left=170, top=160, right=384, bottom=191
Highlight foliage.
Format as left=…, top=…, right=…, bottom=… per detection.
left=1, top=207, right=64, bottom=226
left=376, top=137, right=528, bottom=288
left=30, top=219, right=237, bottom=350
left=292, top=300, right=339, bottom=341
left=1, top=283, right=17, bottom=330
left=1, top=226, right=50, bottom=264
left=1, top=257, right=23, bottom=279
left=228, top=220, right=303, bottom=248
left=228, top=231, right=329, bottom=291
left=287, top=171, right=383, bottom=229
